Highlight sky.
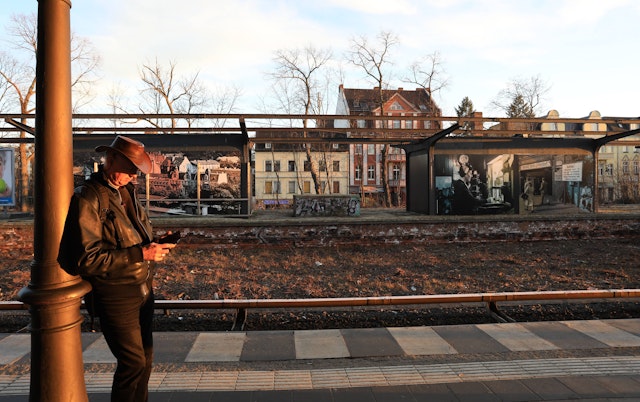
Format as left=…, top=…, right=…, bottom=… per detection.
left=1, top=0, right=639, bottom=118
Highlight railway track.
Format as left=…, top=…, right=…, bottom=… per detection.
left=2, top=210, right=640, bottom=333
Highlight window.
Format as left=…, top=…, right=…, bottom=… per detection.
left=606, top=163, right=614, bottom=175
left=303, top=181, right=311, bottom=193
left=405, top=120, right=413, bottom=129
left=265, top=181, right=280, bottom=194
left=265, top=143, right=271, bottom=149
left=623, top=160, right=629, bottom=174
left=320, top=181, right=327, bottom=194
left=634, top=160, right=639, bottom=175
left=390, top=101, right=403, bottom=110
left=357, top=120, right=366, bottom=128
left=288, top=180, right=296, bottom=194
left=265, top=160, right=272, bottom=172
left=303, top=160, right=311, bottom=171
left=368, top=165, right=375, bottom=180
left=392, top=164, right=401, bottom=180
left=332, top=181, right=340, bottom=194
left=355, top=165, right=361, bottom=180
left=333, top=160, right=340, bottom=172
left=332, top=143, right=339, bottom=149
left=288, top=161, right=296, bottom=172
left=367, top=144, right=375, bottom=155
left=355, top=144, right=363, bottom=155
left=393, top=120, right=401, bottom=129
left=273, top=160, right=281, bottom=172
left=319, top=160, right=327, bottom=172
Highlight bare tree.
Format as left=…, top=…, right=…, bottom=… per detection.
left=270, top=45, right=332, bottom=194
left=138, top=59, right=240, bottom=130
left=70, top=33, right=101, bottom=111
left=491, top=75, right=550, bottom=118
left=0, top=13, right=100, bottom=211
left=209, top=84, right=241, bottom=128
left=403, top=51, right=449, bottom=95
left=347, top=31, right=398, bottom=207
left=138, top=59, right=205, bottom=130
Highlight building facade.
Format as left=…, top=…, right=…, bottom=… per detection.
left=253, top=134, right=350, bottom=208
left=538, top=110, right=640, bottom=206
left=334, top=85, right=442, bottom=206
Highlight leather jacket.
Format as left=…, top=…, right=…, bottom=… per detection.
left=59, top=172, right=154, bottom=288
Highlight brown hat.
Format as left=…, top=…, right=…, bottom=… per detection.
left=95, top=135, right=152, bottom=174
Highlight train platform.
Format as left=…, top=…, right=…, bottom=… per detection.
left=1, top=318, right=640, bottom=400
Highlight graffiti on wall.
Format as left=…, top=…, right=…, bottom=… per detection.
left=293, top=195, right=361, bottom=217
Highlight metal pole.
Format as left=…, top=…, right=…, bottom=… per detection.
left=592, top=147, right=600, bottom=213
left=197, top=162, right=201, bottom=214
left=18, top=1, right=91, bottom=400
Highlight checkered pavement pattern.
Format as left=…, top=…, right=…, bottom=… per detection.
left=1, top=318, right=640, bottom=395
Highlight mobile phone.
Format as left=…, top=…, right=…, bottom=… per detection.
left=158, top=232, right=182, bottom=244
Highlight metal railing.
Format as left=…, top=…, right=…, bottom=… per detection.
left=4, top=288, right=639, bottom=330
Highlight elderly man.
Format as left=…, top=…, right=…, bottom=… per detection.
left=59, top=135, right=176, bottom=402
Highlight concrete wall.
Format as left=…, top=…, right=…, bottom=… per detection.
left=293, top=195, right=360, bottom=217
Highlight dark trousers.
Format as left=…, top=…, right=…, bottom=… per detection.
left=94, top=285, right=154, bottom=402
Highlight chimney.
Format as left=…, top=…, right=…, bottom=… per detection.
left=398, top=87, right=403, bottom=92
left=472, top=111, right=483, bottom=132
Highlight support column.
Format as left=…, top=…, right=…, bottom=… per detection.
left=239, top=118, right=251, bottom=215
left=17, top=1, right=91, bottom=401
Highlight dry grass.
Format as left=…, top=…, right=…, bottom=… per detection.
left=149, top=238, right=640, bottom=301
left=3, top=238, right=639, bottom=302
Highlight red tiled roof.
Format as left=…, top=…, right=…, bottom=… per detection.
left=341, top=87, right=441, bottom=115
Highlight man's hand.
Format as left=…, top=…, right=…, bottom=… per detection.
left=143, top=242, right=176, bottom=262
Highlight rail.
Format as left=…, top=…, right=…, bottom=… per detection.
left=3, top=289, right=639, bottom=330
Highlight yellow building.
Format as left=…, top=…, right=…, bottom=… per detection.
left=253, top=135, right=350, bottom=208
left=541, top=110, right=640, bottom=204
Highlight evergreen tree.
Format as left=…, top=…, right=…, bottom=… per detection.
left=455, top=96, right=475, bottom=132
left=507, top=94, right=534, bottom=118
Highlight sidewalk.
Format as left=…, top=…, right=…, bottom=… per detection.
left=2, top=318, right=640, bottom=400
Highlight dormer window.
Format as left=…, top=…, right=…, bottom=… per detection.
left=390, top=102, right=403, bottom=111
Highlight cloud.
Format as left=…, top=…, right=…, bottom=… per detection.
left=325, top=0, right=416, bottom=15
left=5, top=0, right=638, bottom=116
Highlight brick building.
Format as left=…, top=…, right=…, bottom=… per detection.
left=334, top=85, right=442, bottom=206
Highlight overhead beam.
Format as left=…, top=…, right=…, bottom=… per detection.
left=4, top=118, right=35, bottom=135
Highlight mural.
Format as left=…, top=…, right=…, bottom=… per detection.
left=72, top=150, right=242, bottom=215
left=0, top=149, right=15, bottom=206
left=434, top=153, right=593, bottom=215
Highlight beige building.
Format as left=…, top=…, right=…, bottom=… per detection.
left=253, top=135, right=350, bottom=208
left=540, top=110, right=640, bottom=204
